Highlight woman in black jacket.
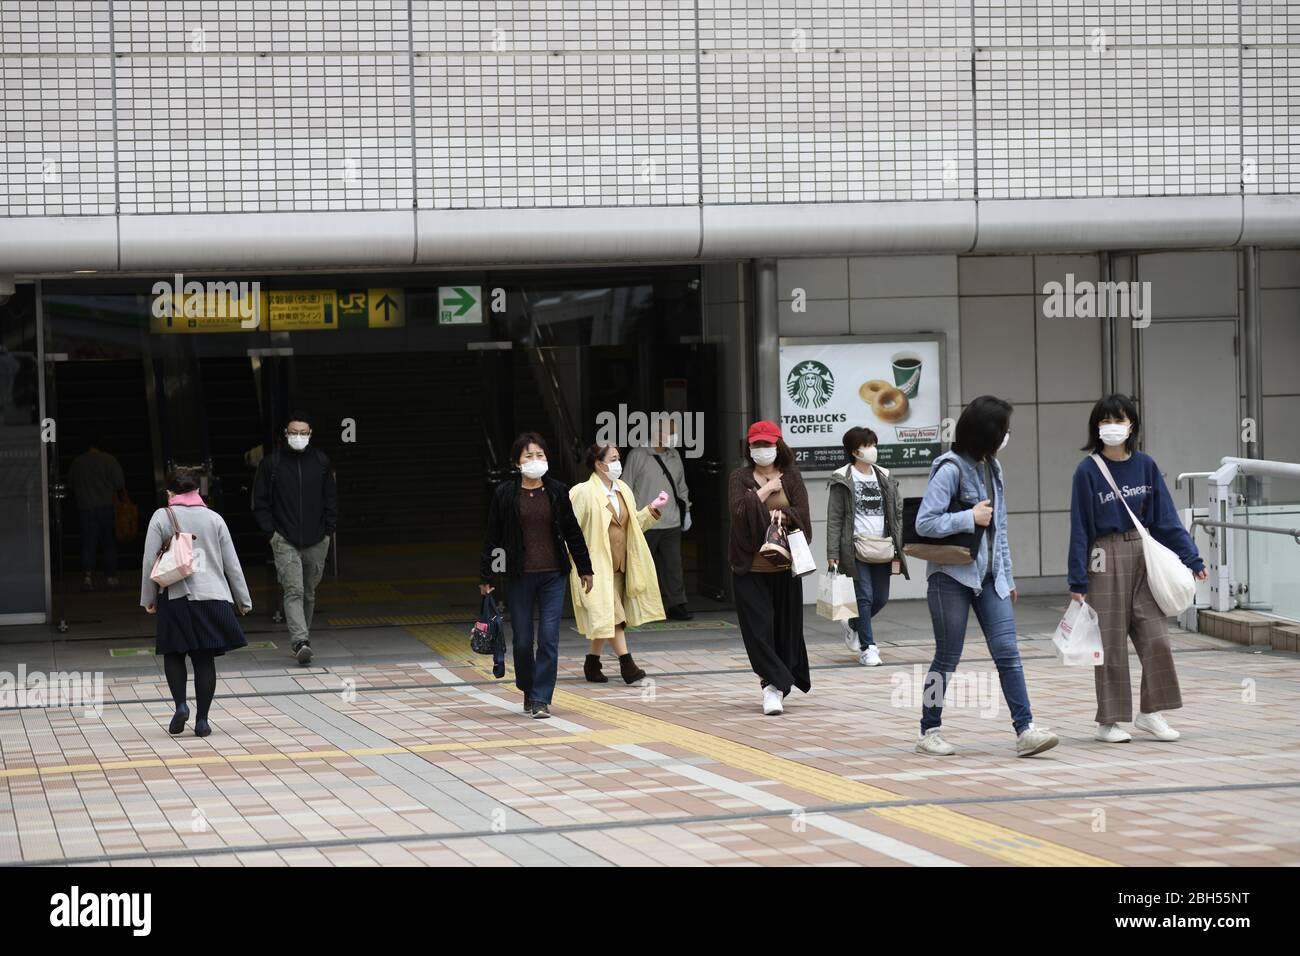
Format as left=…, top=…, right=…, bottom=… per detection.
left=480, top=432, right=594, bottom=719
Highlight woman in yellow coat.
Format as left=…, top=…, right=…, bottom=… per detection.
left=570, top=443, right=670, bottom=684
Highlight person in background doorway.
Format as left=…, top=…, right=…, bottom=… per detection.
left=914, top=397, right=1058, bottom=758
left=251, top=410, right=337, bottom=666
left=68, top=437, right=126, bottom=590
left=1068, top=394, right=1207, bottom=744
left=826, top=426, right=908, bottom=666
left=141, top=468, right=251, bottom=738
left=570, top=443, right=669, bottom=685
left=624, top=417, right=694, bottom=620
left=728, top=420, right=812, bottom=716
left=480, top=432, right=593, bottom=719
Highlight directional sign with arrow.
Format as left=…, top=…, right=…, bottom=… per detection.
left=438, top=285, right=482, bottom=325
left=366, top=288, right=404, bottom=328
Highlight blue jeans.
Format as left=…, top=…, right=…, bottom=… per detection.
left=849, top=559, right=891, bottom=647
left=79, top=506, right=117, bottom=576
left=921, top=571, right=1033, bottom=735
left=505, top=571, right=565, bottom=705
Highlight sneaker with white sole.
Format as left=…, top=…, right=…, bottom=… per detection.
left=761, top=685, right=784, bottom=716
left=841, top=619, right=860, bottom=653
left=915, top=728, right=956, bottom=755
left=1135, top=711, right=1180, bottom=741
left=1016, top=723, right=1059, bottom=757
left=859, top=644, right=882, bottom=667
left=1095, top=722, right=1132, bottom=743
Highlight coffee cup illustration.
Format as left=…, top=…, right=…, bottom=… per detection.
left=892, top=350, right=923, bottom=398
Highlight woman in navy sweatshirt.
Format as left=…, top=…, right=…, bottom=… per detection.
left=1068, top=394, right=1206, bottom=744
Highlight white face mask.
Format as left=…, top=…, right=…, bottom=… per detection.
left=751, top=447, right=778, bottom=467
left=998, top=431, right=1010, bottom=451
left=287, top=434, right=310, bottom=451
left=854, top=446, right=878, bottom=465
left=520, top=460, right=548, bottom=480
left=1098, top=423, right=1131, bottom=447
left=662, top=432, right=679, bottom=448
left=604, top=460, right=623, bottom=480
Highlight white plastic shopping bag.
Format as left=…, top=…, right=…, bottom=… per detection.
left=1053, top=600, right=1104, bottom=666
left=787, top=529, right=817, bottom=578
left=816, top=572, right=857, bottom=621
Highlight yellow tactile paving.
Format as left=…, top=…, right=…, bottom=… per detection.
left=409, top=623, right=1117, bottom=867
left=0, top=728, right=655, bottom=781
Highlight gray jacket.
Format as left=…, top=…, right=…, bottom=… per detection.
left=623, top=446, right=691, bottom=529
left=139, top=504, right=252, bottom=609
left=825, top=462, right=910, bottom=579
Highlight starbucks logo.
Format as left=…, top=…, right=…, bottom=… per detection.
left=786, top=360, right=835, bottom=409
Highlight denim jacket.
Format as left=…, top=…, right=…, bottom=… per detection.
left=915, top=450, right=1015, bottom=598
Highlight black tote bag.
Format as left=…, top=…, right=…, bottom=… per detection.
left=901, top=459, right=986, bottom=565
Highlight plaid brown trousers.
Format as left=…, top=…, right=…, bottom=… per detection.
left=1088, top=530, right=1183, bottom=724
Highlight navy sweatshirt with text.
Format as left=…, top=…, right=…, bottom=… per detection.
left=1068, top=451, right=1204, bottom=594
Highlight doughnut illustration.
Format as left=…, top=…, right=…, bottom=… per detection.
left=858, top=379, right=892, bottom=403
left=871, top=386, right=909, bottom=422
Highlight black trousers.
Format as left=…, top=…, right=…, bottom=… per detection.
left=733, top=570, right=811, bottom=695
left=644, top=525, right=687, bottom=608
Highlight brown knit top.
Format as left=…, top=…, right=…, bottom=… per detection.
left=727, top=464, right=812, bottom=575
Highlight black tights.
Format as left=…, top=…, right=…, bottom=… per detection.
left=163, top=650, right=218, bottom=720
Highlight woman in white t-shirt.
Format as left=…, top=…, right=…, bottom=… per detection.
left=825, top=427, right=909, bottom=666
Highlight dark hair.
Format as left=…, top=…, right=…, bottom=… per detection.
left=1082, top=394, right=1140, bottom=454
left=953, top=395, right=1013, bottom=461
left=510, top=431, right=550, bottom=466
left=286, top=409, right=312, bottom=429
left=842, top=426, right=879, bottom=460
left=584, top=442, right=616, bottom=472
left=165, top=467, right=200, bottom=495
left=744, top=437, right=796, bottom=471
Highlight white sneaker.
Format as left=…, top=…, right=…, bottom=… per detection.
left=1095, top=723, right=1132, bottom=743
left=762, top=685, right=784, bottom=716
left=1016, top=723, right=1059, bottom=757
left=915, top=728, right=956, bottom=756
left=859, top=645, right=882, bottom=667
left=841, top=619, right=860, bottom=653
left=1135, top=711, right=1180, bottom=741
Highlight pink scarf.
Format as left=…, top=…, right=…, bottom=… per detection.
left=169, top=491, right=206, bottom=507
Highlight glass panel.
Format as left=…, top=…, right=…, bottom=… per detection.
left=0, top=285, right=46, bottom=618
left=1232, top=473, right=1300, bottom=621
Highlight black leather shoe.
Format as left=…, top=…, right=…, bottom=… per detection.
left=194, top=718, right=212, bottom=738
left=666, top=604, right=694, bottom=621
left=168, top=703, right=189, bottom=736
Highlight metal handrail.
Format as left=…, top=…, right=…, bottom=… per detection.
left=1192, top=518, right=1300, bottom=545
left=1175, top=471, right=1214, bottom=510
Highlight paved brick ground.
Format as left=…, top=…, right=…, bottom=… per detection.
left=1, top=597, right=1297, bottom=867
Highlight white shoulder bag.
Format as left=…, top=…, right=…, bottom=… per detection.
left=1090, top=454, right=1196, bottom=616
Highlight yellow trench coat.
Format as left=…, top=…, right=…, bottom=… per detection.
left=568, top=472, right=665, bottom=640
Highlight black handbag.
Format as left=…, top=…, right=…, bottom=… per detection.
left=470, top=593, right=504, bottom=655
left=901, top=459, right=986, bottom=565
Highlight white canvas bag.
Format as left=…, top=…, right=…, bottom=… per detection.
left=1091, top=454, right=1196, bottom=616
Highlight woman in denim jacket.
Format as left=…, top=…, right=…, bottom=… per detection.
left=913, top=396, right=1058, bottom=759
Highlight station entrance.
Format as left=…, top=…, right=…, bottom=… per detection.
left=29, top=266, right=730, bottom=637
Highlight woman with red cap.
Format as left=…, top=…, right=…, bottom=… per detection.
left=727, top=420, right=813, bottom=715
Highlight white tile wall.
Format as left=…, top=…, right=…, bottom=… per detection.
left=1, top=1, right=1295, bottom=215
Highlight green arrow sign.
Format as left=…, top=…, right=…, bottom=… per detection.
left=438, top=285, right=482, bottom=324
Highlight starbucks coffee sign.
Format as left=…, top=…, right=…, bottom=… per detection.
left=778, top=335, right=946, bottom=472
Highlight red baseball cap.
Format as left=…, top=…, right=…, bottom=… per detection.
left=746, top=420, right=782, bottom=444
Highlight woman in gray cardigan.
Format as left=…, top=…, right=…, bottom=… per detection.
left=826, top=426, right=909, bottom=666
left=140, top=468, right=252, bottom=737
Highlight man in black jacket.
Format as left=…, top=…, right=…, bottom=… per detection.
left=252, top=411, right=338, bottom=665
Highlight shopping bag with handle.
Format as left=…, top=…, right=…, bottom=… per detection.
left=1053, top=600, right=1104, bottom=666
left=787, top=528, right=817, bottom=578
left=816, top=572, right=857, bottom=621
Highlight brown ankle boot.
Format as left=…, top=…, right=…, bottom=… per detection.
left=584, top=654, right=609, bottom=683
left=618, top=653, right=646, bottom=684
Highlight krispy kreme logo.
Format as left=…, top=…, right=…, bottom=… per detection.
left=895, top=426, right=940, bottom=443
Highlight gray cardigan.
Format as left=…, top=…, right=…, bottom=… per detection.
left=139, top=504, right=252, bottom=610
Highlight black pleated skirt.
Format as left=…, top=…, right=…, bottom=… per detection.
left=155, top=590, right=248, bottom=656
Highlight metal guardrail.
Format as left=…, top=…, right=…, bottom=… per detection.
left=1192, top=518, right=1300, bottom=545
